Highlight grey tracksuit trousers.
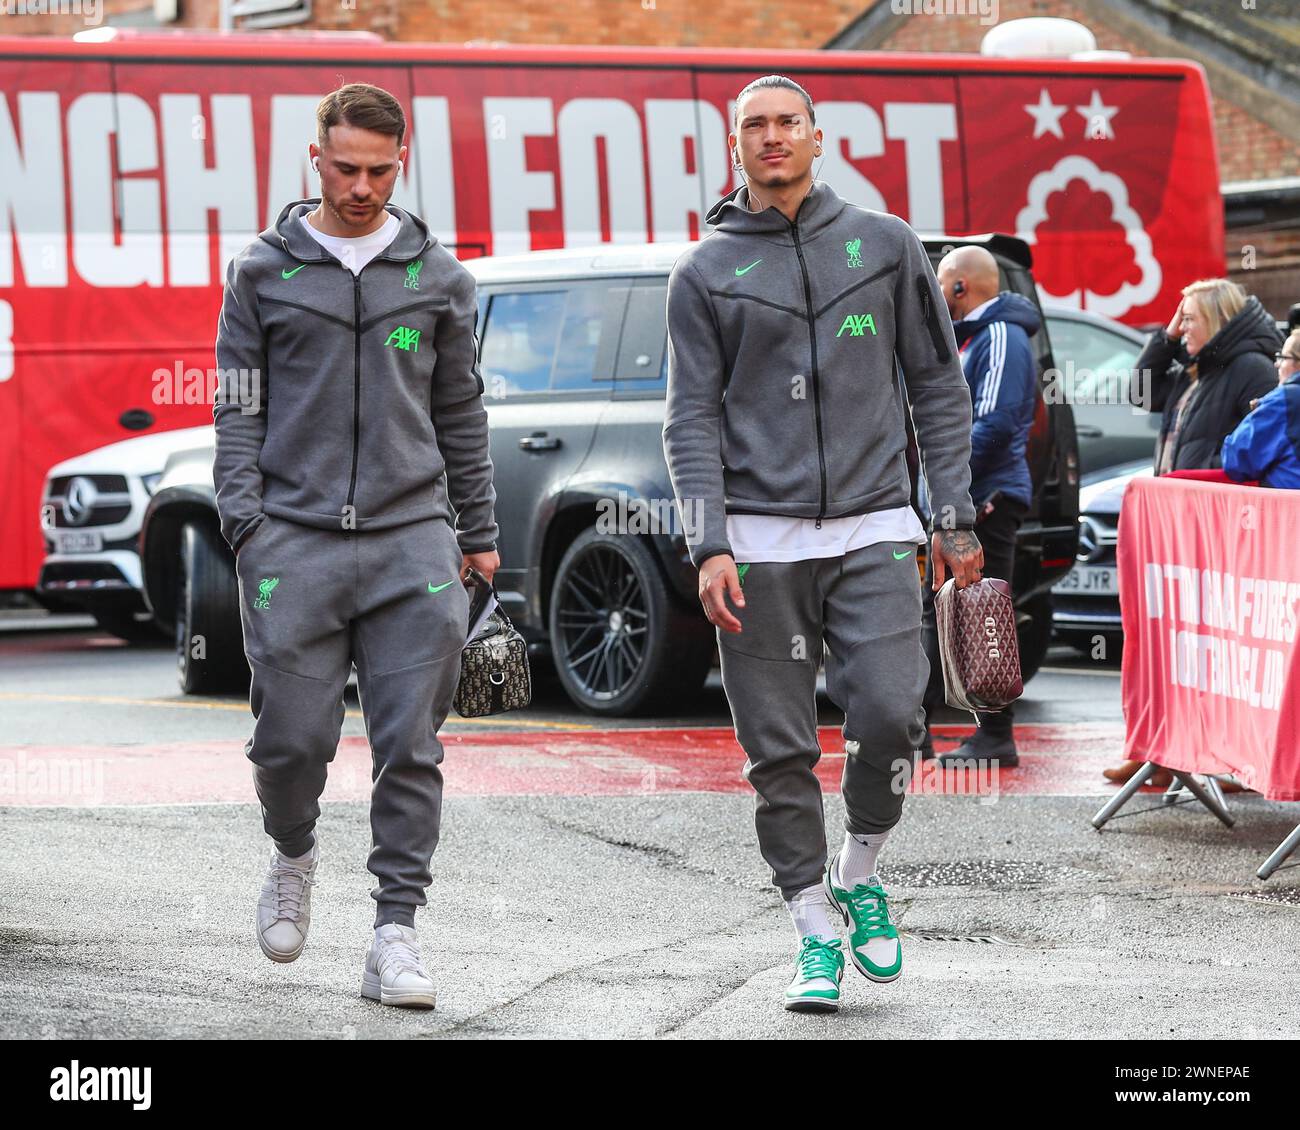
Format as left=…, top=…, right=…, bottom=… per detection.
left=234, top=511, right=469, bottom=929
left=716, top=539, right=927, bottom=899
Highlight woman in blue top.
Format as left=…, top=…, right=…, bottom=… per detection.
left=1222, top=330, right=1300, bottom=489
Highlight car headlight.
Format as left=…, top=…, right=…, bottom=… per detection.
left=141, top=473, right=163, bottom=495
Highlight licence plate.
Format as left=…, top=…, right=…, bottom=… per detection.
left=1052, top=564, right=1118, bottom=595
left=55, top=531, right=103, bottom=554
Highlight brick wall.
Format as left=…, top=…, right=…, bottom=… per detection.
left=0, top=0, right=856, bottom=45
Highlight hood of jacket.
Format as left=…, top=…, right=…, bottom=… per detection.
left=953, top=291, right=1041, bottom=348
left=1190, top=295, right=1283, bottom=374
left=259, top=197, right=434, bottom=264
left=703, top=179, right=848, bottom=242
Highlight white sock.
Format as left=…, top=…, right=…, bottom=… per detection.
left=837, top=830, right=890, bottom=889
left=785, top=883, right=837, bottom=942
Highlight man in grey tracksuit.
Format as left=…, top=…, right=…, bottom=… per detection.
left=663, top=76, right=980, bottom=1010
left=213, top=104, right=497, bottom=1003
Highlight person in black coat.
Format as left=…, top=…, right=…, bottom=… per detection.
left=1134, top=279, right=1281, bottom=475
left=1106, top=279, right=1282, bottom=785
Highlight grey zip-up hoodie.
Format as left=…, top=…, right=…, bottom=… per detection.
left=663, top=180, right=975, bottom=568
left=213, top=198, right=498, bottom=555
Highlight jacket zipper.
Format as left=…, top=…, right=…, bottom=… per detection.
left=346, top=270, right=362, bottom=514
left=917, top=276, right=952, bottom=363
left=790, top=219, right=827, bottom=527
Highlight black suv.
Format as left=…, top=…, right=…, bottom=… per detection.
left=142, top=234, right=1079, bottom=714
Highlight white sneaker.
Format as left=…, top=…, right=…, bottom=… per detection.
left=255, top=838, right=319, bottom=963
left=362, top=923, right=437, bottom=1008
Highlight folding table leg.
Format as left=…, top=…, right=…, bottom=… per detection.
left=1092, top=761, right=1157, bottom=829
left=1172, top=771, right=1235, bottom=829
left=1257, top=824, right=1300, bottom=881
left=1204, top=775, right=1227, bottom=812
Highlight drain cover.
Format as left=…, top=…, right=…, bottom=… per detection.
left=1227, top=888, right=1300, bottom=909
left=883, top=860, right=1089, bottom=889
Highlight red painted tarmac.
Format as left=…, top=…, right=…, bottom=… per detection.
left=0, top=722, right=1154, bottom=807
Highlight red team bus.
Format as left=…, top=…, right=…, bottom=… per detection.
left=0, top=32, right=1223, bottom=591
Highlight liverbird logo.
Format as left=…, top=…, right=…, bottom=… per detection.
left=254, top=577, right=280, bottom=610
left=845, top=238, right=863, bottom=269
left=405, top=259, right=423, bottom=290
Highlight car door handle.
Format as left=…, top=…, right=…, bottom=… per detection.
left=519, top=432, right=562, bottom=452
left=1075, top=425, right=1103, bottom=438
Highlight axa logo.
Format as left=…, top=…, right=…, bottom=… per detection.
left=386, top=326, right=421, bottom=352
left=836, top=313, right=877, bottom=337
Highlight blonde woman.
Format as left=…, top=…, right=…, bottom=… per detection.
left=1138, top=279, right=1280, bottom=476
left=1107, top=279, right=1281, bottom=785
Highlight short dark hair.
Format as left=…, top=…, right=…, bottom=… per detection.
left=316, top=83, right=406, bottom=147
left=733, top=75, right=816, bottom=129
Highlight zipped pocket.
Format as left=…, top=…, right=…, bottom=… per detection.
left=359, top=299, right=449, bottom=334
left=916, top=276, right=952, bottom=363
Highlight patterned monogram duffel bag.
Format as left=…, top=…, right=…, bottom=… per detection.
left=934, top=577, right=1023, bottom=719
left=454, top=607, right=532, bottom=718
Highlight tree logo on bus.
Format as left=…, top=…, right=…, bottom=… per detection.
left=1015, top=155, right=1161, bottom=320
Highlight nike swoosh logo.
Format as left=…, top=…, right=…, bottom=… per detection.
left=735, top=259, right=762, bottom=276
left=892, top=550, right=913, bottom=560
left=282, top=265, right=306, bottom=279
left=427, top=580, right=456, bottom=593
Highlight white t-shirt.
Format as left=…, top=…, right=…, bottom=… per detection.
left=298, top=211, right=399, bottom=274
left=725, top=505, right=927, bottom=564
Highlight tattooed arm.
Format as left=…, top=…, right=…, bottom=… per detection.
left=930, top=527, right=984, bottom=590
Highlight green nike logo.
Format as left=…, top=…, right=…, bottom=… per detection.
left=427, top=580, right=456, bottom=594
left=892, top=549, right=913, bottom=560
left=735, top=259, right=762, bottom=276
left=282, top=265, right=306, bottom=279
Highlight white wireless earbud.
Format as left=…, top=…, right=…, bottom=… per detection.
left=312, top=157, right=320, bottom=172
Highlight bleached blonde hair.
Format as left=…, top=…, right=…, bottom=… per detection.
left=1182, top=278, right=1247, bottom=344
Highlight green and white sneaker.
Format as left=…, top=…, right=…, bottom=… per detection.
left=783, top=935, right=845, bottom=1013
left=825, top=853, right=903, bottom=983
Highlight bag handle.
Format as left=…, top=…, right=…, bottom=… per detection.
left=463, top=566, right=517, bottom=633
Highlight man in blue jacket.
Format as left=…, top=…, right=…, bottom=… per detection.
left=920, top=246, right=1039, bottom=766
left=1222, top=329, right=1300, bottom=489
